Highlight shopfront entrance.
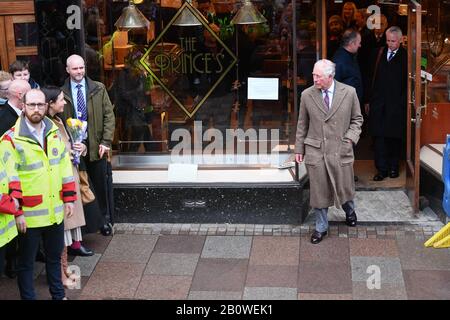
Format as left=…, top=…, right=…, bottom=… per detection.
left=8, top=0, right=450, bottom=221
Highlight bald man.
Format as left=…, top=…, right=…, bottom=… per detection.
left=0, top=79, right=31, bottom=136
left=61, top=54, right=115, bottom=237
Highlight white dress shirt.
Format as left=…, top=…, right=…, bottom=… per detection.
left=387, top=49, right=398, bottom=61
left=25, top=117, right=46, bottom=148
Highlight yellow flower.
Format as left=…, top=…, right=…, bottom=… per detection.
left=67, top=118, right=82, bottom=128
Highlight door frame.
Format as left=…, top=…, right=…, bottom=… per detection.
left=0, top=1, right=36, bottom=69
left=406, top=0, right=422, bottom=214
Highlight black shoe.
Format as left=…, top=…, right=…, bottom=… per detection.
left=310, top=230, right=328, bottom=244
left=345, top=211, right=358, bottom=227
left=67, top=245, right=94, bottom=257
left=354, top=175, right=359, bottom=182
left=389, top=170, right=399, bottom=178
left=4, top=259, right=17, bottom=279
left=373, top=172, right=388, bottom=181
left=100, top=223, right=113, bottom=236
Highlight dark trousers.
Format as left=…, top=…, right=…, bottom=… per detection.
left=0, top=245, right=4, bottom=274
left=4, top=236, right=18, bottom=273
left=374, top=136, right=402, bottom=173
left=17, top=222, right=65, bottom=300
left=85, top=157, right=111, bottom=225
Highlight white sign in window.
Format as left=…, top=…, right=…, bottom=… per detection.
left=247, top=77, right=279, bottom=100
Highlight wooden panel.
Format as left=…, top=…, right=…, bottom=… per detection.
left=16, top=47, right=38, bottom=56
left=4, top=16, right=16, bottom=63
left=0, top=17, right=7, bottom=69
left=421, top=103, right=450, bottom=146
left=12, top=15, right=35, bottom=24
left=0, top=2, right=34, bottom=15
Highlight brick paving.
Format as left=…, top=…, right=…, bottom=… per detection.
left=1, top=222, right=449, bottom=300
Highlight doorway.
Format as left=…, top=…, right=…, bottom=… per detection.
left=0, top=2, right=39, bottom=81
left=316, top=0, right=412, bottom=190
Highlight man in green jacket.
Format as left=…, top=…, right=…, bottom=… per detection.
left=61, top=54, right=115, bottom=237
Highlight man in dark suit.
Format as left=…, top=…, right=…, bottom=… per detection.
left=0, top=79, right=31, bottom=135
left=367, top=26, right=407, bottom=181
left=0, top=79, right=31, bottom=278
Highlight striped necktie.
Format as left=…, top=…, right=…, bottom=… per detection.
left=76, top=84, right=87, bottom=121
left=323, top=90, right=330, bottom=110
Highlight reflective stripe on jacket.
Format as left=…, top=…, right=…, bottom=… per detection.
left=0, top=161, right=18, bottom=247
left=0, top=116, right=76, bottom=228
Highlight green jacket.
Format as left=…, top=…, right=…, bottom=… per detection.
left=61, top=77, right=115, bottom=162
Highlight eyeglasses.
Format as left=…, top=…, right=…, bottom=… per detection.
left=25, top=103, right=47, bottom=110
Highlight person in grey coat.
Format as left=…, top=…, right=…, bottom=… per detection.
left=295, top=59, right=363, bottom=244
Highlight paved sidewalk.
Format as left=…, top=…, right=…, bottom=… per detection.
left=1, top=223, right=449, bottom=300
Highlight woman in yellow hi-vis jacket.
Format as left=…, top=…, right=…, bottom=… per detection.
left=0, top=154, right=21, bottom=275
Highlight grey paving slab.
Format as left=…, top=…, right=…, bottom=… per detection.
left=201, top=236, right=252, bottom=259
left=350, top=257, right=404, bottom=284
left=397, top=237, right=450, bottom=271
left=188, top=291, right=243, bottom=300
left=154, top=235, right=205, bottom=254
left=144, top=253, right=199, bottom=276
left=243, top=287, right=297, bottom=300
left=352, top=282, right=407, bottom=300
left=101, top=234, right=158, bottom=263
left=191, top=258, right=248, bottom=292
left=71, top=253, right=102, bottom=277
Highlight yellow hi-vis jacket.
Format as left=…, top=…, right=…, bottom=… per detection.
left=0, top=116, right=77, bottom=228
left=0, top=155, right=19, bottom=248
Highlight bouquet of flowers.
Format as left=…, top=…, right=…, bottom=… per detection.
left=66, top=118, right=87, bottom=166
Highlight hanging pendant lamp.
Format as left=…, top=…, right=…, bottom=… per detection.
left=115, top=1, right=150, bottom=30
left=231, top=0, right=267, bottom=25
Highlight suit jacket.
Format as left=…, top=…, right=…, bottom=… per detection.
left=368, top=46, right=407, bottom=139
left=294, top=81, right=363, bottom=208
left=332, top=47, right=363, bottom=103
left=61, top=77, right=115, bottom=162
left=0, top=103, right=19, bottom=136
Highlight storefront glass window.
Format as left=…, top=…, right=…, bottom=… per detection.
left=83, top=0, right=318, bottom=167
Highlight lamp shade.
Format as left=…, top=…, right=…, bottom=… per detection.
left=231, top=0, right=267, bottom=25
left=115, top=3, right=150, bottom=30
left=173, top=1, right=208, bottom=26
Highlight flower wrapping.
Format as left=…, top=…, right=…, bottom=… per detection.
left=66, top=118, right=87, bottom=166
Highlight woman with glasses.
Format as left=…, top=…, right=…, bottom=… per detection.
left=41, top=86, right=94, bottom=289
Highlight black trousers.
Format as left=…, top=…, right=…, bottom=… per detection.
left=0, top=245, right=4, bottom=274
left=17, top=222, right=65, bottom=300
left=374, top=136, right=402, bottom=173
left=85, top=157, right=112, bottom=225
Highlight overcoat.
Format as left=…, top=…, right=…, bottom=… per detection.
left=61, top=77, right=115, bottom=162
left=295, top=81, right=363, bottom=208
left=51, top=116, right=86, bottom=231
left=368, top=46, right=407, bottom=139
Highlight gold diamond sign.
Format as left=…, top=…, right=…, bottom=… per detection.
left=139, top=2, right=237, bottom=118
